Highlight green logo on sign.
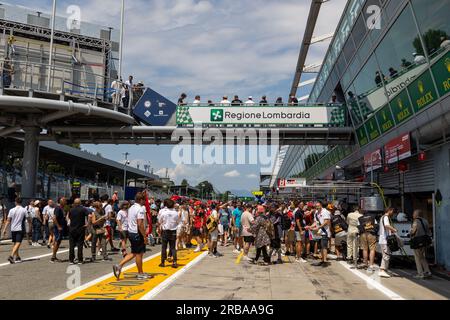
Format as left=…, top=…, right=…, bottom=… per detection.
left=210, top=109, right=224, bottom=122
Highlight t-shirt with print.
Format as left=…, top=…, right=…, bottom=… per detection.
left=117, top=210, right=129, bottom=231
left=294, top=209, right=305, bottom=232
left=219, top=209, right=229, bottom=226
left=103, top=203, right=113, bottom=226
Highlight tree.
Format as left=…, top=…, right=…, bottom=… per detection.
left=413, top=29, right=448, bottom=56
left=181, top=179, right=189, bottom=187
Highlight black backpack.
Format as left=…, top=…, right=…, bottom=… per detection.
left=332, top=215, right=348, bottom=234
left=281, top=213, right=292, bottom=230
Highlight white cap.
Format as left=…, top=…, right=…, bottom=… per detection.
left=248, top=96, right=253, bottom=99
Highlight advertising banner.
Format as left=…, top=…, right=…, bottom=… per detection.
left=390, top=90, right=414, bottom=125
left=133, top=88, right=178, bottom=126
left=364, top=149, right=382, bottom=173
left=430, top=49, right=450, bottom=97
left=365, top=117, right=381, bottom=142
left=384, top=133, right=412, bottom=164
left=376, top=104, right=395, bottom=134
left=278, top=178, right=307, bottom=189
left=408, top=70, right=438, bottom=113
left=176, top=105, right=338, bottom=125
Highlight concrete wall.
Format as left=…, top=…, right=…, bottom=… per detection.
left=433, top=142, right=450, bottom=270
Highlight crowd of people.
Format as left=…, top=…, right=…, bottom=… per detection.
left=0, top=194, right=434, bottom=281
left=178, top=93, right=306, bottom=106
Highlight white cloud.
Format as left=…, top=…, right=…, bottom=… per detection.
left=224, top=170, right=240, bottom=178
left=246, top=174, right=258, bottom=179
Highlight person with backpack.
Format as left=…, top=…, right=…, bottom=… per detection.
left=250, top=205, right=272, bottom=265
left=330, top=205, right=349, bottom=261
left=309, top=201, right=331, bottom=267
left=346, top=206, right=363, bottom=265
left=379, top=207, right=398, bottom=278
left=410, top=209, right=432, bottom=279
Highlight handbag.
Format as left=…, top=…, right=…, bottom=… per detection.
left=382, top=216, right=400, bottom=252
left=410, top=218, right=432, bottom=249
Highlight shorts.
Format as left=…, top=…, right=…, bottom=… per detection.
left=11, top=231, right=23, bottom=243
left=287, top=230, right=295, bottom=243
left=218, top=224, right=224, bottom=236
left=360, top=233, right=377, bottom=251
left=48, top=222, right=55, bottom=232
left=295, top=231, right=305, bottom=242
left=222, top=225, right=229, bottom=233
left=192, top=228, right=202, bottom=237
left=128, top=232, right=146, bottom=254
left=320, top=236, right=329, bottom=249
left=234, top=227, right=242, bottom=238
left=244, top=236, right=255, bottom=244
left=177, top=225, right=186, bottom=236
left=209, top=229, right=219, bottom=241
left=335, top=232, right=348, bottom=246
left=119, top=230, right=129, bottom=241
left=53, top=226, right=63, bottom=243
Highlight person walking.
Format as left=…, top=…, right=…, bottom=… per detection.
left=31, top=200, right=44, bottom=246
left=250, top=205, right=272, bottom=265
left=379, top=208, right=397, bottom=278
left=411, top=210, right=432, bottom=279
left=268, top=204, right=283, bottom=264
left=117, top=201, right=130, bottom=258
left=2, top=198, right=26, bottom=264
left=113, top=193, right=148, bottom=280
left=158, top=199, right=181, bottom=268
left=310, top=201, right=331, bottom=267
left=91, top=202, right=110, bottom=262
left=358, top=210, right=378, bottom=271
left=68, top=199, right=89, bottom=265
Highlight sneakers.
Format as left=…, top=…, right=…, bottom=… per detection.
left=295, top=258, right=307, bottom=263
left=8, top=256, right=14, bottom=264
left=194, top=246, right=201, bottom=253
left=113, top=265, right=122, bottom=280
left=172, top=263, right=178, bottom=269
left=379, top=270, right=391, bottom=278
left=413, top=274, right=425, bottom=279
left=50, top=257, right=62, bottom=263
left=242, top=255, right=253, bottom=262
left=14, top=256, right=22, bottom=264
left=137, top=273, right=151, bottom=280
left=159, top=262, right=165, bottom=268
left=232, top=249, right=241, bottom=254
left=367, top=266, right=375, bottom=273
left=214, top=252, right=224, bottom=257
left=208, top=253, right=218, bottom=258
left=424, top=272, right=432, bottom=279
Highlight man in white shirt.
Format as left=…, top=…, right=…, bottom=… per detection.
left=102, top=196, right=119, bottom=252
left=241, top=203, right=255, bottom=261
left=43, top=200, right=55, bottom=248
left=158, top=199, right=181, bottom=268
left=207, top=204, right=221, bottom=258
left=245, top=96, right=255, bottom=106
left=346, top=206, right=363, bottom=265
left=192, top=96, right=201, bottom=106
left=220, top=96, right=231, bottom=106
left=311, top=201, right=331, bottom=267
left=113, top=193, right=148, bottom=280
left=2, top=198, right=27, bottom=264
left=379, top=208, right=397, bottom=278
left=111, top=77, right=123, bottom=105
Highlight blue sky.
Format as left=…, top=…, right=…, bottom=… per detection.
left=11, top=0, right=346, bottom=193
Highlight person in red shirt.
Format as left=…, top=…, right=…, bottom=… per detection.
left=193, top=205, right=205, bottom=252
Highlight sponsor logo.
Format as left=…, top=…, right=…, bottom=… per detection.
left=210, top=109, right=224, bottom=122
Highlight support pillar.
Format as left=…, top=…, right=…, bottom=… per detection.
left=21, top=127, right=40, bottom=200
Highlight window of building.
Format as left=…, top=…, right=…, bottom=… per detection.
left=352, top=13, right=367, bottom=47
left=411, top=0, right=450, bottom=59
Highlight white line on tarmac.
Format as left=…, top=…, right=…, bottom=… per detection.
left=339, top=261, right=405, bottom=300
left=0, top=249, right=70, bottom=268
left=140, top=251, right=208, bottom=300
left=51, top=251, right=162, bottom=300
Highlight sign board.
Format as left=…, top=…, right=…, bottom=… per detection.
left=176, top=105, right=342, bottom=126
left=133, top=88, right=177, bottom=126
left=408, top=70, right=438, bottom=113
left=364, top=149, right=382, bottom=173
left=431, top=50, right=450, bottom=97
left=252, top=191, right=264, bottom=197
left=278, top=178, right=307, bottom=188
left=384, top=133, right=412, bottom=164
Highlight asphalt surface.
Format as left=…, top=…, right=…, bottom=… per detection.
left=1, top=240, right=449, bottom=300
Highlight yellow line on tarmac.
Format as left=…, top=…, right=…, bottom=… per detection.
left=63, top=249, right=206, bottom=300
left=235, top=251, right=244, bottom=264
